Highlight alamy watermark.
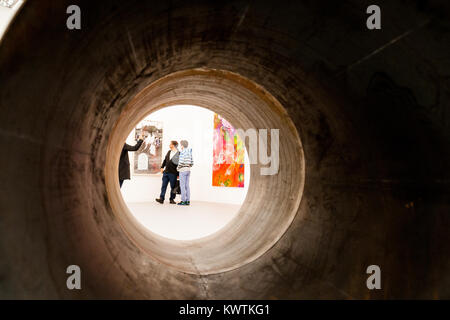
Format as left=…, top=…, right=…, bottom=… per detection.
left=235, top=128, right=279, bottom=176
left=66, top=5, right=381, bottom=31
left=66, top=5, right=81, bottom=30
left=366, top=265, right=381, bottom=290
left=66, top=265, right=81, bottom=290
left=366, top=5, right=381, bottom=30
left=162, top=127, right=281, bottom=176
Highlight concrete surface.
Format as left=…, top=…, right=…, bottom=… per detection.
left=0, top=0, right=449, bottom=299
left=126, top=201, right=239, bottom=240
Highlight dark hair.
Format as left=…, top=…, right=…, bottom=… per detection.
left=170, top=140, right=178, bottom=147
left=180, top=140, right=189, bottom=148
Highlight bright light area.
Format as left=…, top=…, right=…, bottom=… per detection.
left=120, top=105, right=250, bottom=240
left=0, top=0, right=25, bottom=43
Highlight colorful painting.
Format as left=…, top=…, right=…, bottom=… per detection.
left=212, top=113, right=245, bottom=187
left=133, top=120, right=163, bottom=175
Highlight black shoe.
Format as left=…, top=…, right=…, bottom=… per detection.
left=177, top=201, right=186, bottom=206
left=186, top=201, right=190, bottom=205
left=169, top=199, right=176, bottom=204
left=155, top=198, right=164, bottom=204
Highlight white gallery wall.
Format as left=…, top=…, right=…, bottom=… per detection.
left=120, top=105, right=250, bottom=205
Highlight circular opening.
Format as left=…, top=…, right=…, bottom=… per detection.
left=119, top=105, right=250, bottom=240
left=106, top=68, right=305, bottom=275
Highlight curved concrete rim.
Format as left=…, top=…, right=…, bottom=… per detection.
left=105, top=68, right=305, bottom=275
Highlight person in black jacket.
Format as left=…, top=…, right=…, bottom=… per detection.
left=118, top=134, right=144, bottom=188
left=156, top=140, right=179, bottom=204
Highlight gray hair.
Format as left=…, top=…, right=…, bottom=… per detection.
left=180, top=140, right=189, bottom=148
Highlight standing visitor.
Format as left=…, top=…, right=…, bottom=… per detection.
left=155, top=141, right=179, bottom=204
left=119, top=133, right=144, bottom=188
left=177, top=140, right=193, bottom=206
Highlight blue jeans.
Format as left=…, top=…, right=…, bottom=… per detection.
left=179, top=171, right=191, bottom=202
left=160, top=172, right=177, bottom=201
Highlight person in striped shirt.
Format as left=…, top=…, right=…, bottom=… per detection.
left=177, top=140, right=193, bottom=206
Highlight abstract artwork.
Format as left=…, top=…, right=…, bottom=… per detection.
left=133, top=120, right=163, bottom=175
left=212, top=113, right=245, bottom=187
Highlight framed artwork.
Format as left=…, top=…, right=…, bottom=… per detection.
left=133, top=120, right=163, bottom=175
left=212, top=113, right=245, bottom=187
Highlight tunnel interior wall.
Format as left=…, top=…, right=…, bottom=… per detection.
left=0, top=0, right=449, bottom=299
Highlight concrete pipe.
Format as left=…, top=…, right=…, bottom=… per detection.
left=0, top=0, right=449, bottom=299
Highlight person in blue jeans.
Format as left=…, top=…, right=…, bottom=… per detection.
left=155, top=141, right=179, bottom=204
left=177, top=140, right=193, bottom=206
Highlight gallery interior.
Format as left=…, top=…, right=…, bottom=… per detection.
left=0, top=0, right=449, bottom=299
left=120, top=105, right=250, bottom=240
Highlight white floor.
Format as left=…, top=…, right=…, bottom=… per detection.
left=126, top=200, right=240, bottom=240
